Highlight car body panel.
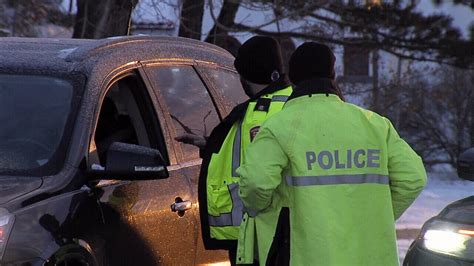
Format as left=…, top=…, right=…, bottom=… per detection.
left=438, top=196, right=474, bottom=224
left=404, top=244, right=471, bottom=266
left=3, top=186, right=91, bottom=263
left=0, top=177, right=42, bottom=205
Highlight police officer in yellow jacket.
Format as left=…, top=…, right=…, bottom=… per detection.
left=236, top=42, right=427, bottom=265
left=192, top=36, right=293, bottom=264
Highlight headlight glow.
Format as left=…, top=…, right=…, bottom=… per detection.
left=458, top=229, right=474, bottom=236
left=424, top=230, right=470, bottom=254
left=421, top=219, right=474, bottom=261
left=0, top=208, right=14, bottom=261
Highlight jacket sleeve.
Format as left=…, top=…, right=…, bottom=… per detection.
left=237, top=126, right=289, bottom=214
left=386, top=119, right=427, bottom=220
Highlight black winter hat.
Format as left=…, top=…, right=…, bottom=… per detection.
left=289, top=42, right=336, bottom=85
left=234, top=36, right=284, bottom=85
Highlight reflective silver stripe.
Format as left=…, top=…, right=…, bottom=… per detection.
left=208, top=213, right=232, bottom=226
left=286, top=174, right=389, bottom=186
left=231, top=119, right=242, bottom=177
left=208, top=183, right=244, bottom=227
left=272, top=95, right=289, bottom=102
left=209, top=121, right=243, bottom=227
left=229, top=183, right=244, bottom=225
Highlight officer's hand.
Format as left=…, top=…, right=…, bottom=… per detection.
left=175, top=133, right=207, bottom=149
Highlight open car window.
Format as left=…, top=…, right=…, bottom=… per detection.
left=92, top=74, right=169, bottom=166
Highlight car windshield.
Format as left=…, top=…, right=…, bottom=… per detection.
left=0, top=74, right=75, bottom=174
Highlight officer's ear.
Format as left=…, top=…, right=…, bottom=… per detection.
left=271, top=70, right=280, bottom=82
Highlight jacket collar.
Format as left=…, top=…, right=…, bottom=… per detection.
left=222, top=75, right=291, bottom=125
left=288, top=78, right=340, bottom=101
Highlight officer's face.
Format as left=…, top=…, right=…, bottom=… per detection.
left=240, top=77, right=267, bottom=98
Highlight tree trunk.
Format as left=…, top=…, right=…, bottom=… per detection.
left=470, top=104, right=474, bottom=147
left=73, top=0, right=138, bottom=39
left=205, top=0, right=240, bottom=44
left=105, top=0, right=138, bottom=37
left=371, top=50, right=380, bottom=113
left=394, top=57, right=402, bottom=129
left=470, top=72, right=474, bottom=147
left=178, top=0, right=204, bottom=40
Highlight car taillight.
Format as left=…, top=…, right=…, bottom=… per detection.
left=0, top=208, right=14, bottom=260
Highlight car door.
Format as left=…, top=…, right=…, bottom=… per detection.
left=142, top=63, right=230, bottom=264
left=90, top=69, right=197, bottom=265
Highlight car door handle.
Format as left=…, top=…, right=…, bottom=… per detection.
left=171, top=197, right=192, bottom=214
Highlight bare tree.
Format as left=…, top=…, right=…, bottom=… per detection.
left=376, top=66, right=474, bottom=167
left=204, top=0, right=241, bottom=55
left=0, top=0, right=71, bottom=37
left=73, top=0, right=139, bottom=39
left=205, top=0, right=239, bottom=43
left=433, top=0, right=474, bottom=9
left=204, top=0, right=473, bottom=69
left=178, top=0, right=205, bottom=40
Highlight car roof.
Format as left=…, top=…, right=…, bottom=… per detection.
left=0, top=35, right=235, bottom=74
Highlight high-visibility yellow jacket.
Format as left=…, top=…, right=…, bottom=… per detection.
left=199, top=78, right=292, bottom=250
left=236, top=87, right=427, bottom=265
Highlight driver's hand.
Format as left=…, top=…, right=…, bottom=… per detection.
left=175, top=134, right=207, bottom=149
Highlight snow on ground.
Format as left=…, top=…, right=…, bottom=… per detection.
left=396, top=172, right=474, bottom=263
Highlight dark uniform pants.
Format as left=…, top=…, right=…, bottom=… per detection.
left=266, top=207, right=290, bottom=266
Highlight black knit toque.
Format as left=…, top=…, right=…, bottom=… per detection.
left=289, top=42, right=336, bottom=85
left=234, top=36, right=284, bottom=85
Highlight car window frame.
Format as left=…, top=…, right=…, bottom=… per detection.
left=141, top=61, right=225, bottom=165
left=195, top=62, right=243, bottom=117
left=88, top=64, right=174, bottom=168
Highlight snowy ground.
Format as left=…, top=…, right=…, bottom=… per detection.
left=395, top=172, right=474, bottom=263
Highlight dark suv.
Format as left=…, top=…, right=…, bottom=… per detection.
left=0, top=36, right=247, bottom=265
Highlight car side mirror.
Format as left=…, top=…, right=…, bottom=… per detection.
left=457, top=147, right=474, bottom=181
left=88, top=142, right=169, bottom=180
